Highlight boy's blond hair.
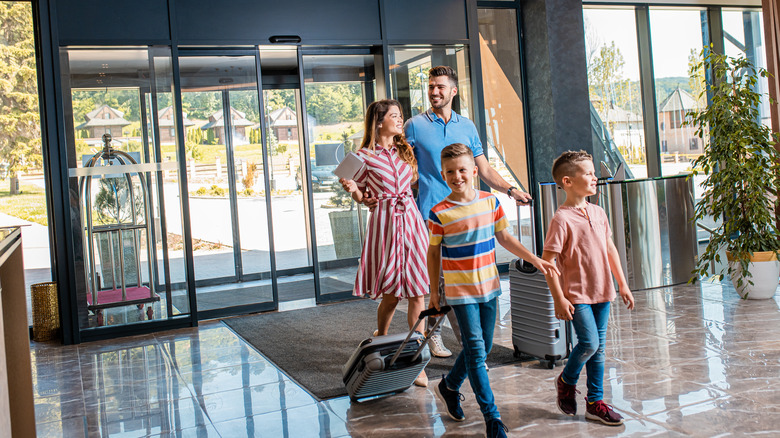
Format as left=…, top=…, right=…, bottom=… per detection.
left=551, top=150, right=592, bottom=187
left=441, top=143, right=474, bottom=164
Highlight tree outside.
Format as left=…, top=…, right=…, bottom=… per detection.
left=0, top=2, right=41, bottom=195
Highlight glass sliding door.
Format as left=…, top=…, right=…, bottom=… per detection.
left=301, top=53, right=374, bottom=302
left=60, top=46, right=190, bottom=331
left=260, top=46, right=318, bottom=303
left=177, top=52, right=275, bottom=315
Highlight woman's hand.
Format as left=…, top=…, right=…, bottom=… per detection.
left=339, top=178, right=358, bottom=193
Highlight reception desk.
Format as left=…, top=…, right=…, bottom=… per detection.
left=0, top=227, right=36, bottom=437
left=538, top=174, right=697, bottom=290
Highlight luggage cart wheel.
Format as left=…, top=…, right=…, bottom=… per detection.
left=547, top=361, right=555, bottom=370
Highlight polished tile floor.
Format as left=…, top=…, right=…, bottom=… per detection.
left=32, top=278, right=780, bottom=437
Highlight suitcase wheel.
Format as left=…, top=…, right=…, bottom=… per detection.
left=544, top=355, right=562, bottom=370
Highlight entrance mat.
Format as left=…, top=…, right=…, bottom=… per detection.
left=222, top=298, right=519, bottom=400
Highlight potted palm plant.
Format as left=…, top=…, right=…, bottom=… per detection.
left=686, top=48, right=780, bottom=299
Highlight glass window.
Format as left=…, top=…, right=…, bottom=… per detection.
left=478, top=8, right=533, bottom=262
left=583, top=7, right=646, bottom=179
left=0, top=2, right=52, bottom=326
left=388, top=45, right=472, bottom=121
left=722, top=8, right=768, bottom=126
left=649, top=7, right=706, bottom=177
left=61, top=47, right=190, bottom=330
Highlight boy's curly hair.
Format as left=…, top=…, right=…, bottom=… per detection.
left=551, top=150, right=592, bottom=187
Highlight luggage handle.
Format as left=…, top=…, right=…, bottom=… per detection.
left=388, top=305, right=451, bottom=368
left=418, top=306, right=452, bottom=320
left=515, top=200, right=540, bottom=274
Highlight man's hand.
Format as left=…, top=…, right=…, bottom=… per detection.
left=510, top=189, right=532, bottom=206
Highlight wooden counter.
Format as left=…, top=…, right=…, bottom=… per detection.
left=0, top=227, right=36, bottom=437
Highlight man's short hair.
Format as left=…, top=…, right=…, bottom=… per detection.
left=551, top=150, right=592, bottom=186
left=441, top=143, right=474, bottom=163
left=429, top=65, right=458, bottom=87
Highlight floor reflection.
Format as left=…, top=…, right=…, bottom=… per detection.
left=31, top=278, right=780, bottom=437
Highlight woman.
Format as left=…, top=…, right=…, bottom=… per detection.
left=340, top=99, right=430, bottom=387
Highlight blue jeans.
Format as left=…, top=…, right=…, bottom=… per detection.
left=444, top=298, right=500, bottom=422
left=561, top=302, right=611, bottom=402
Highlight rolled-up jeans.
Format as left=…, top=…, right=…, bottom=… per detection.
left=561, top=301, right=611, bottom=402
left=444, top=298, right=500, bottom=422
left=427, top=271, right=461, bottom=343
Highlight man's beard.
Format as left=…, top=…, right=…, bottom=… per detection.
left=430, top=96, right=451, bottom=109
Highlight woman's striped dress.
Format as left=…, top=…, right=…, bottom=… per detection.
left=352, top=147, right=430, bottom=300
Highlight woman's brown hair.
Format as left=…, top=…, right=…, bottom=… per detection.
left=360, top=99, right=417, bottom=177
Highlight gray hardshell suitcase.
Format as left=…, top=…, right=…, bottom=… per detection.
left=510, top=203, right=574, bottom=369
left=343, top=306, right=451, bottom=402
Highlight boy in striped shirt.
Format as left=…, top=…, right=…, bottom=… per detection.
left=428, top=143, right=559, bottom=438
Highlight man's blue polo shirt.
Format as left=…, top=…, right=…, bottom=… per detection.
left=404, top=109, right=484, bottom=218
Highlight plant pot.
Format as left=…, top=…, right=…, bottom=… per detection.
left=726, top=251, right=780, bottom=299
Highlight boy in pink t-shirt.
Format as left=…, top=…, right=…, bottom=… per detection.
left=542, top=151, right=635, bottom=426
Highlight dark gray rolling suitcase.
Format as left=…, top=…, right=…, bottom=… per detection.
left=343, top=305, right=451, bottom=402
left=510, top=203, right=574, bottom=369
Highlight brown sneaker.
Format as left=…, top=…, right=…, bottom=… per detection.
left=585, top=400, right=624, bottom=426
left=554, top=373, right=579, bottom=416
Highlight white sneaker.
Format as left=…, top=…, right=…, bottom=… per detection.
left=428, top=334, right=452, bottom=358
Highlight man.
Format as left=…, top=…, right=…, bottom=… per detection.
left=403, top=65, right=532, bottom=357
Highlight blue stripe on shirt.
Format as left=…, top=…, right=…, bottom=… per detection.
left=442, top=238, right=495, bottom=259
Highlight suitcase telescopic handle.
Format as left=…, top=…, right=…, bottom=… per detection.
left=516, top=200, right=540, bottom=274
left=388, top=306, right=452, bottom=367
left=418, top=305, right=452, bottom=319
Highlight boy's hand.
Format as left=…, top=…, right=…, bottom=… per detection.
left=620, top=287, right=635, bottom=310
left=554, top=298, right=575, bottom=320
left=532, top=257, right=560, bottom=277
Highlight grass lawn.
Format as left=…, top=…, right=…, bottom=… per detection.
left=0, top=184, right=48, bottom=226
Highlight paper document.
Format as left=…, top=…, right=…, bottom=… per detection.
left=333, top=152, right=364, bottom=180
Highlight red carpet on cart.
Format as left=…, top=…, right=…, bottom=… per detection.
left=87, top=286, right=153, bottom=305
